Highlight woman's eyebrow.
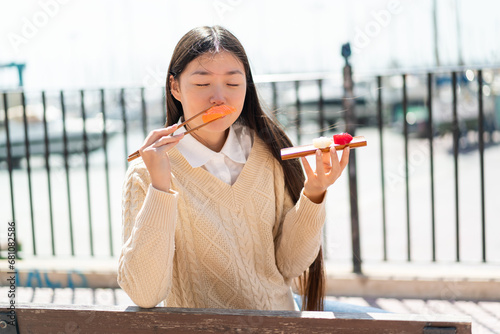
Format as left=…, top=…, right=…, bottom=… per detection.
left=190, top=69, right=244, bottom=76
left=226, top=70, right=244, bottom=75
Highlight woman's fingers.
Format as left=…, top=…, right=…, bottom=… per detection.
left=338, top=146, right=350, bottom=171
left=325, top=146, right=350, bottom=182
left=151, top=141, right=180, bottom=156
left=152, top=133, right=184, bottom=148
left=302, top=147, right=351, bottom=203
left=142, top=125, right=179, bottom=148
left=300, top=156, right=315, bottom=179
left=328, top=147, right=340, bottom=171
left=303, top=146, right=350, bottom=181
left=141, top=133, right=184, bottom=158
left=140, top=125, right=183, bottom=154
left=315, top=150, right=326, bottom=180
left=321, top=148, right=333, bottom=173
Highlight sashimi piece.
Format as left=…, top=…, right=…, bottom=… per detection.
left=202, top=105, right=237, bottom=123
left=333, top=132, right=353, bottom=145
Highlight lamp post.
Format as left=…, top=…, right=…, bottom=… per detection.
left=341, top=43, right=362, bottom=275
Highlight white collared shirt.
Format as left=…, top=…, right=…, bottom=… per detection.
left=175, top=121, right=254, bottom=185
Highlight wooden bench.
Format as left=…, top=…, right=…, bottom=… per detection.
left=1, top=304, right=472, bottom=333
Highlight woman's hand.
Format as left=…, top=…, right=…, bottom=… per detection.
left=300, top=146, right=350, bottom=204
left=139, top=125, right=184, bottom=192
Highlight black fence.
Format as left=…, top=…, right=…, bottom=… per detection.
left=1, top=66, right=499, bottom=272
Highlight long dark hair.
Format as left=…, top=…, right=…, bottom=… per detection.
left=165, top=26, right=324, bottom=311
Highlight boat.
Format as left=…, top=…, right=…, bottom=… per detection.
left=0, top=103, right=120, bottom=167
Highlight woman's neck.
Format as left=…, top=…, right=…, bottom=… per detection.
left=187, top=126, right=229, bottom=152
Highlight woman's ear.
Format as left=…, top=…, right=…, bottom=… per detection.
left=169, top=75, right=181, bottom=102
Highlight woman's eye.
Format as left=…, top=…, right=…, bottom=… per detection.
left=193, top=83, right=241, bottom=87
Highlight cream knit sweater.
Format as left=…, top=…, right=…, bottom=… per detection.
left=118, top=136, right=326, bottom=310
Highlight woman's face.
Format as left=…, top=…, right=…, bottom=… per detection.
left=170, top=51, right=247, bottom=135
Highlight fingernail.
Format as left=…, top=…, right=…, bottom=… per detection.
left=316, top=150, right=321, bottom=156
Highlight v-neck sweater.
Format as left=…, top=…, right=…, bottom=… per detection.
left=118, top=136, right=327, bottom=310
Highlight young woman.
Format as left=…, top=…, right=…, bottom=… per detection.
left=118, top=26, right=381, bottom=313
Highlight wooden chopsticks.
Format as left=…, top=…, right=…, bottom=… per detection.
left=127, top=106, right=218, bottom=162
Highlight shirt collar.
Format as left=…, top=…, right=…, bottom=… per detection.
left=220, top=124, right=247, bottom=164
left=175, top=119, right=248, bottom=168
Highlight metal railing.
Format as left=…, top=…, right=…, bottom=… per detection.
left=373, top=68, right=497, bottom=265
left=1, top=66, right=499, bottom=273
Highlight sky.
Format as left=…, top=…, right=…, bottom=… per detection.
left=1, top=0, right=499, bottom=90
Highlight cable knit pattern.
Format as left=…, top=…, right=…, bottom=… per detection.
left=118, top=135, right=327, bottom=310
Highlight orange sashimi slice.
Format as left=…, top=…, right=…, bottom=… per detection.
left=202, top=105, right=237, bottom=123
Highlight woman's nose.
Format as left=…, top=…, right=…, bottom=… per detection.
left=209, top=85, right=226, bottom=105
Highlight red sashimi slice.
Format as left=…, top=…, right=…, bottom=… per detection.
left=202, top=105, right=237, bottom=123
left=333, top=132, right=353, bottom=145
